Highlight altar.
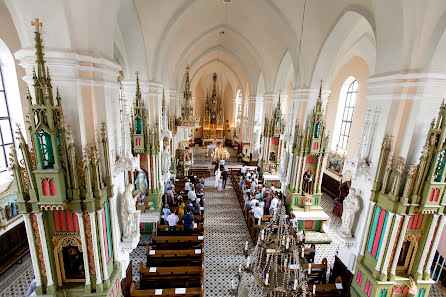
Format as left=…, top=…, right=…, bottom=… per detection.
left=263, top=174, right=281, bottom=189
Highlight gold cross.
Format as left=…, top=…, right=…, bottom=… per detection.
left=31, top=18, right=42, bottom=33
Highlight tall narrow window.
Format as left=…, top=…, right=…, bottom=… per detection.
left=338, top=80, right=358, bottom=150
left=332, top=77, right=358, bottom=152
left=0, top=66, right=15, bottom=173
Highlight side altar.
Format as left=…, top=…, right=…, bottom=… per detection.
left=286, top=82, right=330, bottom=232
left=261, top=94, right=285, bottom=189
left=131, top=73, right=163, bottom=212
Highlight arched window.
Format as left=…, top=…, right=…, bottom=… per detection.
left=0, top=65, right=14, bottom=173
left=332, top=77, right=358, bottom=152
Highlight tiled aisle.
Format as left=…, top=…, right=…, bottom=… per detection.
left=202, top=176, right=253, bottom=297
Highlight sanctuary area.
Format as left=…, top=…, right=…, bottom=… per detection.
left=0, top=1, right=446, bottom=297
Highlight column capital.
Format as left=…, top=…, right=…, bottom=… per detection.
left=15, top=48, right=121, bottom=88
left=367, top=72, right=446, bottom=102
left=263, top=93, right=274, bottom=103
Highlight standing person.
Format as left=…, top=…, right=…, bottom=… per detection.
left=178, top=197, right=185, bottom=219
left=253, top=202, right=264, bottom=225
left=222, top=168, right=228, bottom=188
left=185, top=179, right=191, bottom=193
left=240, top=164, right=247, bottom=175
left=215, top=167, right=221, bottom=188
left=162, top=204, right=171, bottom=224
left=182, top=210, right=195, bottom=235
left=167, top=185, right=176, bottom=205
left=217, top=177, right=223, bottom=191
left=188, top=185, right=197, bottom=201
left=167, top=210, right=179, bottom=233
left=269, top=195, right=279, bottom=215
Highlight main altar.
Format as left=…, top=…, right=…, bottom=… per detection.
left=286, top=82, right=330, bottom=233
left=202, top=73, right=225, bottom=145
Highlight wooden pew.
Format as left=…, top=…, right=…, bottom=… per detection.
left=130, top=282, right=202, bottom=297
left=139, top=263, right=202, bottom=289
left=146, top=249, right=203, bottom=267
left=156, top=224, right=204, bottom=236
left=300, top=284, right=342, bottom=296
left=150, top=232, right=203, bottom=250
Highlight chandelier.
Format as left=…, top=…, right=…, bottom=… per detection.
left=211, top=146, right=230, bottom=162
left=231, top=204, right=313, bottom=297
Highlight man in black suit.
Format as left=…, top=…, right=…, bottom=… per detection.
left=222, top=168, right=228, bottom=188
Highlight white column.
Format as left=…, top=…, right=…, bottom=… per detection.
left=109, top=196, right=120, bottom=260
left=424, top=215, right=446, bottom=275
left=75, top=212, right=91, bottom=286
left=299, top=157, right=306, bottom=191
left=390, top=215, right=410, bottom=275
left=96, top=209, right=109, bottom=281
left=89, top=211, right=102, bottom=285
left=416, top=214, right=439, bottom=274
left=147, top=156, right=152, bottom=190
left=381, top=214, right=402, bottom=275
left=23, top=213, right=42, bottom=287
left=35, top=212, right=54, bottom=287
left=360, top=201, right=376, bottom=256
left=318, top=156, right=327, bottom=192
left=375, top=212, right=395, bottom=271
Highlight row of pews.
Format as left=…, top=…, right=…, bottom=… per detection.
left=128, top=185, right=205, bottom=296
left=230, top=170, right=343, bottom=296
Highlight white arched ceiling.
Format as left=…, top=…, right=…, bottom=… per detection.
left=424, top=8, right=446, bottom=71
left=114, top=0, right=148, bottom=81
left=274, top=51, right=295, bottom=94
left=311, top=11, right=376, bottom=88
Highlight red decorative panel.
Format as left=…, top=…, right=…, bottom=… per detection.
left=416, top=214, right=424, bottom=229
left=42, top=179, right=49, bottom=196
left=429, top=189, right=435, bottom=202
left=66, top=211, right=74, bottom=232
left=54, top=211, right=61, bottom=232
left=73, top=213, right=79, bottom=232
left=305, top=220, right=313, bottom=229
left=60, top=211, right=67, bottom=231
left=434, top=188, right=440, bottom=202
left=49, top=179, right=56, bottom=196
left=313, top=142, right=319, bottom=150
left=305, top=157, right=315, bottom=164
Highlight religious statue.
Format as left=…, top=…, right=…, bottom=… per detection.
left=162, top=145, right=171, bottom=174
left=135, top=170, right=148, bottom=197
left=302, top=170, right=313, bottom=194
left=121, top=184, right=141, bottom=239
left=338, top=188, right=360, bottom=237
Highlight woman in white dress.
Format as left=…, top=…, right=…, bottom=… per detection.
left=215, top=167, right=221, bottom=188
left=217, top=178, right=223, bottom=191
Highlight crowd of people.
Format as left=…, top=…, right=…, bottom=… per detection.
left=239, top=164, right=283, bottom=225
left=162, top=176, right=205, bottom=234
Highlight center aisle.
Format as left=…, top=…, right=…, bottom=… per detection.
left=203, top=175, right=252, bottom=297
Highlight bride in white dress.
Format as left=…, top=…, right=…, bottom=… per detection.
left=215, top=167, right=221, bottom=188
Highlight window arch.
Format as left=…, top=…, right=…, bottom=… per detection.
left=331, top=77, right=358, bottom=152
left=0, top=39, right=25, bottom=176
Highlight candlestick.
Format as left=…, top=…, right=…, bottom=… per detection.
left=313, top=284, right=316, bottom=294
left=261, top=229, right=264, bottom=240
left=265, top=273, right=269, bottom=285
left=308, top=263, right=312, bottom=274
left=238, top=264, right=242, bottom=273
left=286, top=237, right=290, bottom=249
left=302, top=248, right=305, bottom=258
left=245, top=241, right=248, bottom=251
left=246, top=256, right=251, bottom=268
left=293, top=279, right=297, bottom=290
left=231, top=279, right=235, bottom=289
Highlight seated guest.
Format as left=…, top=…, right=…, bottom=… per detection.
left=164, top=178, right=172, bottom=195
left=182, top=210, right=195, bottom=235
left=185, top=179, right=191, bottom=193
left=195, top=180, right=204, bottom=192
left=167, top=210, right=179, bottom=233
left=253, top=202, right=264, bottom=225
left=188, top=185, right=197, bottom=201
left=162, top=204, right=171, bottom=224
left=197, top=190, right=204, bottom=206
left=184, top=200, right=194, bottom=214
left=193, top=199, right=201, bottom=215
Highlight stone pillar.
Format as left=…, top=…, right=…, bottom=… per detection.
left=96, top=209, right=110, bottom=284
left=35, top=212, right=54, bottom=290
left=76, top=212, right=91, bottom=291
left=381, top=214, right=402, bottom=276
left=88, top=211, right=103, bottom=289
left=23, top=214, right=42, bottom=288
left=390, top=215, right=410, bottom=276
left=247, top=96, right=258, bottom=154
left=415, top=214, right=439, bottom=275
left=109, top=196, right=120, bottom=261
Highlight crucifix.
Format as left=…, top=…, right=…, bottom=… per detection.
left=31, top=18, right=42, bottom=33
